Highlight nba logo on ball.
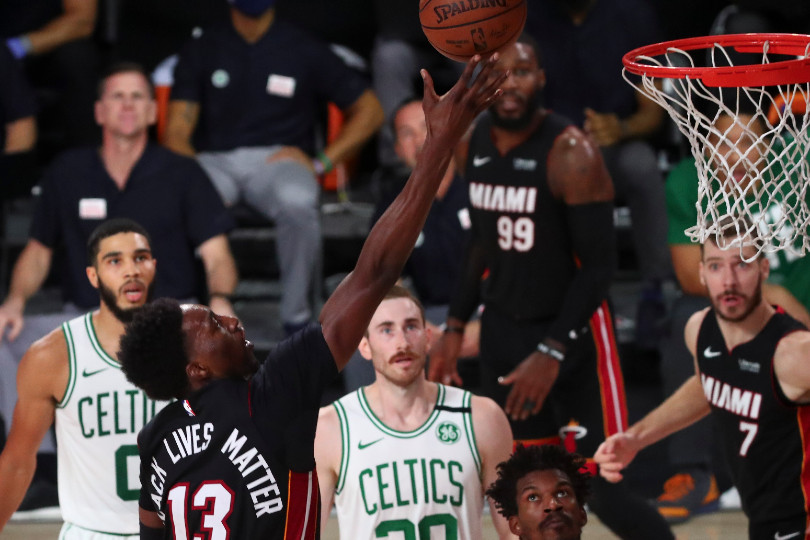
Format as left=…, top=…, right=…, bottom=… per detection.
left=419, top=0, right=527, bottom=62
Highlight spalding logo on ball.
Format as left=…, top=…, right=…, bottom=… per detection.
left=419, top=0, right=528, bottom=62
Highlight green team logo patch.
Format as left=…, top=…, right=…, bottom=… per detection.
left=436, top=422, right=460, bottom=444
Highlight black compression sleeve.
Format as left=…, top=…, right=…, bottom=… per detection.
left=545, top=200, right=617, bottom=345
left=447, top=239, right=486, bottom=323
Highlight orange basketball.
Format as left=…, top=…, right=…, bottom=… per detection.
left=419, top=0, right=528, bottom=62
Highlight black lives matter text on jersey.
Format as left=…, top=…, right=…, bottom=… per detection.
left=148, top=423, right=284, bottom=521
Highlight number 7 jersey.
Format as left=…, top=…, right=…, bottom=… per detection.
left=696, top=308, right=809, bottom=526
left=332, top=384, right=484, bottom=540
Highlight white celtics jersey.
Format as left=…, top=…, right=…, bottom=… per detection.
left=333, top=384, right=484, bottom=540
left=54, top=313, right=168, bottom=533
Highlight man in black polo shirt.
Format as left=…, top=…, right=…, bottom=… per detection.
left=0, top=44, right=37, bottom=198
left=0, top=62, right=238, bottom=498
left=164, top=0, right=383, bottom=336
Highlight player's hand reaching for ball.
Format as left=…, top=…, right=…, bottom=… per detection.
left=421, top=54, right=507, bottom=151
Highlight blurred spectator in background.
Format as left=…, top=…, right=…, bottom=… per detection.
left=526, top=0, right=673, bottom=350
left=370, top=0, right=465, bottom=169
left=164, top=0, right=383, bottom=336
left=0, top=63, right=238, bottom=504
left=1, top=0, right=100, bottom=162
left=0, top=45, right=37, bottom=200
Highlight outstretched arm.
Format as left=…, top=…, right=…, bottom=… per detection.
left=0, top=329, right=66, bottom=531
left=320, top=55, right=507, bottom=370
left=498, top=127, right=615, bottom=420
left=594, top=309, right=711, bottom=482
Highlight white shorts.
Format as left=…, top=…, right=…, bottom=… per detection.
left=58, top=522, right=139, bottom=540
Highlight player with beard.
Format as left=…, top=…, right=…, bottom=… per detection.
left=429, top=34, right=675, bottom=538
left=595, top=219, right=810, bottom=540
left=314, top=285, right=515, bottom=539
left=487, top=444, right=591, bottom=540
left=0, top=218, right=169, bottom=538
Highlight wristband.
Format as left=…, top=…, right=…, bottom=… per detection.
left=209, top=292, right=233, bottom=302
left=6, top=36, right=32, bottom=59
left=312, top=152, right=333, bottom=175
left=537, top=342, right=565, bottom=362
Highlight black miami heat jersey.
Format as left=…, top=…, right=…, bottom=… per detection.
left=464, top=112, right=574, bottom=320
left=137, top=325, right=337, bottom=539
left=696, top=309, right=809, bottom=526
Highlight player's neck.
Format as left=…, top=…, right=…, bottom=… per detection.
left=230, top=8, right=274, bottom=44
left=365, top=377, right=438, bottom=431
left=100, top=132, right=148, bottom=189
left=92, top=307, right=128, bottom=359
left=490, top=110, right=544, bottom=156
left=717, top=301, right=775, bottom=350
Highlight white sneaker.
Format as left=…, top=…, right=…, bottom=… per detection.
left=718, top=487, right=741, bottom=511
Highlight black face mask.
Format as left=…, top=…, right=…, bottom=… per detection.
left=228, top=0, right=275, bottom=17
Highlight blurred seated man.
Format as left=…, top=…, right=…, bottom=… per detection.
left=0, top=44, right=37, bottom=199
left=164, top=0, right=384, bottom=336
left=1, top=0, right=100, bottom=158
left=0, top=62, right=237, bottom=483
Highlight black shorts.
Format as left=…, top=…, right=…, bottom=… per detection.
left=748, top=514, right=808, bottom=540
left=478, top=301, right=627, bottom=456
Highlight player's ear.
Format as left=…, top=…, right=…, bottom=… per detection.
left=186, top=361, right=210, bottom=384
left=358, top=335, right=372, bottom=361
left=760, top=255, right=770, bottom=281
left=508, top=516, right=521, bottom=536
left=699, top=262, right=706, bottom=287
left=578, top=505, right=588, bottom=527
left=86, top=265, right=99, bottom=289
left=536, top=67, right=546, bottom=91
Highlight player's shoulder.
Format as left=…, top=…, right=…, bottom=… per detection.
left=139, top=400, right=185, bottom=445
left=317, top=401, right=340, bottom=425
left=470, top=394, right=506, bottom=418
left=777, top=328, right=810, bottom=353
left=684, top=307, right=711, bottom=345
left=17, top=325, right=70, bottom=396
left=548, top=124, right=613, bottom=202
left=24, top=324, right=69, bottom=366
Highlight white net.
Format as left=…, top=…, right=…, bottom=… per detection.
left=624, top=37, right=810, bottom=260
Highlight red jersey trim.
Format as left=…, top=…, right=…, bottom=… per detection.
left=590, top=302, right=628, bottom=436
left=283, top=470, right=319, bottom=540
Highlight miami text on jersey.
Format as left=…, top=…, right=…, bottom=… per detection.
left=701, top=374, right=762, bottom=420
left=469, top=183, right=537, bottom=213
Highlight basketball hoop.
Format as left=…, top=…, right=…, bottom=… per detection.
left=622, top=33, right=810, bottom=260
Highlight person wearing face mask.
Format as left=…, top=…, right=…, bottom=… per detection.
left=163, top=0, right=384, bottom=338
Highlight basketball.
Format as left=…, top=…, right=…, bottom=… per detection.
left=419, top=0, right=528, bottom=62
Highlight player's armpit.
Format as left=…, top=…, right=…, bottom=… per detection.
left=140, top=507, right=165, bottom=539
